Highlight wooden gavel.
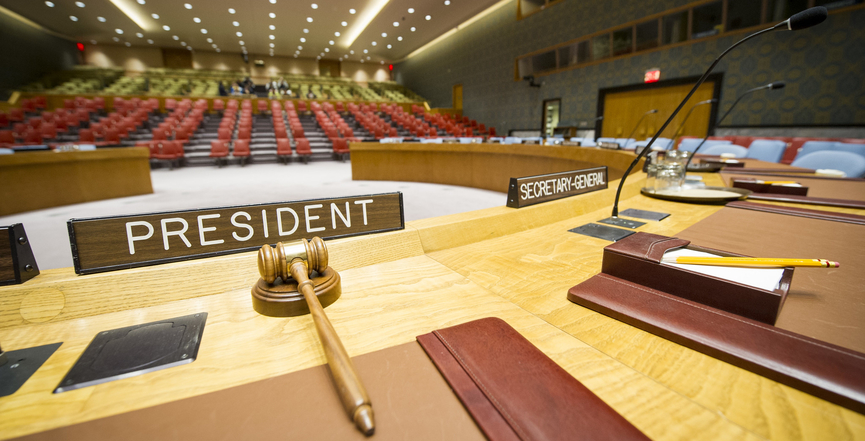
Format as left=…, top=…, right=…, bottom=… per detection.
left=258, top=238, right=375, bottom=436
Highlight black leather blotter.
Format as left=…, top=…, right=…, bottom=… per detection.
left=417, top=318, right=650, bottom=441
left=568, top=274, right=865, bottom=415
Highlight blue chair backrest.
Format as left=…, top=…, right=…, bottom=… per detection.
left=650, top=138, right=674, bottom=150
left=791, top=151, right=865, bottom=177
left=834, top=142, right=865, bottom=158
left=0, top=148, right=13, bottom=155
left=678, top=138, right=730, bottom=152
left=503, top=137, right=522, bottom=144
left=746, top=139, right=787, bottom=162
left=616, top=138, right=635, bottom=148
left=798, top=141, right=836, bottom=158
left=597, top=137, right=617, bottom=145
left=419, top=137, right=443, bottom=144
left=701, top=144, right=749, bottom=158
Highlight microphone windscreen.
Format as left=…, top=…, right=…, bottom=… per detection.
left=769, top=82, right=786, bottom=89
left=788, top=7, right=827, bottom=31
left=648, top=109, right=659, bottom=114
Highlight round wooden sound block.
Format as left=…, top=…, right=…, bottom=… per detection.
left=251, top=266, right=341, bottom=317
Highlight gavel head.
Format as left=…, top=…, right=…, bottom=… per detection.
left=258, top=237, right=328, bottom=284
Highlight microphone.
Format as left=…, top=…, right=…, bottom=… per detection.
left=672, top=99, right=717, bottom=139
left=608, top=7, right=827, bottom=219
left=684, top=82, right=786, bottom=170
left=623, top=109, right=659, bottom=148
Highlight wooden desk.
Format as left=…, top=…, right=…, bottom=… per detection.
left=0, top=147, right=153, bottom=216
left=350, top=143, right=641, bottom=193
left=1, top=170, right=864, bottom=440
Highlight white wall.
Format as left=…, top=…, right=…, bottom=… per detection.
left=84, top=44, right=163, bottom=72
left=341, top=61, right=391, bottom=84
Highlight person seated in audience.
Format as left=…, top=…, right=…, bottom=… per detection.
left=218, top=81, right=228, bottom=97
left=278, top=77, right=289, bottom=94
left=230, top=82, right=243, bottom=96
left=242, top=77, right=255, bottom=94
left=306, top=91, right=316, bottom=100
left=266, top=79, right=279, bottom=99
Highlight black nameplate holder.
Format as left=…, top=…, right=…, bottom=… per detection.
left=0, top=224, right=40, bottom=286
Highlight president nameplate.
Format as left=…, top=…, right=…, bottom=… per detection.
left=507, top=167, right=608, bottom=208
left=68, top=193, right=404, bottom=275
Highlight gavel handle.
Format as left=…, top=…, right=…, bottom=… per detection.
left=289, top=260, right=375, bottom=436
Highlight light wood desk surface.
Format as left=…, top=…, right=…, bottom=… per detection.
left=1, top=169, right=863, bottom=441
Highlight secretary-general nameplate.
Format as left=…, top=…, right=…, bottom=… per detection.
left=506, top=167, right=608, bottom=208
left=68, top=193, right=404, bottom=274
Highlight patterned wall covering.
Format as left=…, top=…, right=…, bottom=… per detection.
left=395, top=0, right=865, bottom=136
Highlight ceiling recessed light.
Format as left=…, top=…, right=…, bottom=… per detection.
left=300, top=38, right=306, bottom=42
left=317, top=56, right=321, bottom=59
left=45, top=1, right=54, bottom=6
left=334, top=31, right=340, bottom=36
left=381, top=61, right=384, bottom=64
left=97, top=16, right=106, bottom=22
left=206, top=37, right=212, bottom=43
left=193, top=17, right=201, bottom=23
left=70, top=16, right=78, bottom=21
left=232, top=21, right=239, bottom=26
left=363, top=49, right=368, bottom=53
left=410, top=27, right=416, bottom=31
left=269, top=25, right=275, bottom=30
left=381, top=32, right=387, bottom=37
left=212, top=43, right=217, bottom=48
left=239, top=40, right=244, bottom=45
left=90, top=39, right=97, bottom=44
left=329, top=40, right=334, bottom=45
left=269, top=35, right=275, bottom=40
left=444, top=0, right=450, bottom=4
left=187, top=46, right=192, bottom=50
left=397, top=36, right=402, bottom=41
left=147, top=39, right=154, bottom=44
left=269, top=12, right=276, bottom=18
left=303, top=28, right=309, bottom=33
left=137, top=0, right=145, bottom=4
left=350, top=50, right=354, bottom=54
left=306, top=17, right=312, bottom=22
left=184, top=3, right=192, bottom=9
left=311, top=3, right=318, bottom=8
left=75, top=2, right=85, bottom=7
left=371, top=41, right=377, bottom=46
left=112, top=36, right=119, bottom=41
left=269, top=43, right=274, bottom=47
left=360, top=59, right=364, bottom=63
left=366, top=56, right=370, bottom=60
left=172, top=35, right=179, bottom=40
left=136, top=32, right=143, bottom=37
left=126, top=42, right=132, bottom=47
left=324, top=48, right=329, bottom=52
left=181, top=41, right=186, bottom=46
left=216, top=48, right=220, bottom=52
left=152, top=13, right=159, bottom=19
left=341, top=21, right=347, bottom=26
left=270, top=0, right=276, bottom=3
left=163, top=25, right=170, bottom=30
left=393, top=22, right=399, bottom=27
left=349, top=8, right=356, bottom=14
left=425, top=15, right=431, bottom=20
left=115, top=29, right=123, bottom=34
left=201, top=29, right=207, bottom=34
left=236, top=32, right=242, bottom=37
left=387, top=44, right=392, bottom=49
left=294, top=54, right=298, bottom=58
left=228, top=8, right=236, bottom=14
left=408, top=8, right=414, bottom=13
left=298, top=45, right=303, bottom=50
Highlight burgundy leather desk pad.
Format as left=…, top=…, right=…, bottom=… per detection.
left=417, top=318, right=649, bottom=441
left=677, top=203, right=865, bottom=354
left=14, top=342, right=486, bottom=441
left=722, top=172, right=865, bottom=202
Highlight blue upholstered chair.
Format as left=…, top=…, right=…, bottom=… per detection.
left=701, top=144, right=749, bottom=158
left=746, top=139, right=787, bottom=163
left=503, top=137, right=523, bottom=144
left=678, top=138, right=731, bottom=153
left=597, top=137, right=617, bottom=146
left=0, top=148, right=13, bottom=155
left=797, top=141, right=836, bottom=158
left=580, top=137, right=597, bottom=147
left=791, top=151, right=865, bottom=177
left=616, top=138, right=635, bottom=148
left=834, top=142, right=865, bottom=158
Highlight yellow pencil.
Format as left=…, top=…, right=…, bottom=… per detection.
left=662, top=257, right=840, bottom=268
left=757, top=180, right=799, bottom=185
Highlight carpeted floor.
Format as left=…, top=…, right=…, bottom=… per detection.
left=0, top=161, right=505, bottom=270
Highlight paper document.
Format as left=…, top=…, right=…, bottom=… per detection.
left=661, top=248, right=785, bottom=291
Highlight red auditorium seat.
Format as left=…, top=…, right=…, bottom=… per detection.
left=213, top=99, right=225, bottom=113
left=0, top=130, right=14, bottom=146
left=63, top=99, right=75, bottom=109
left=152, top=141, right=182, bottom=169
left=294, top=138, right=312, bottom=163
left=152, top=129, right=169, bottom=141
left=388, top=127, right=398, bottom=137
left=488, top=127, right=496, bottom=137
left=40, top=124, right=57, bottom=141
left=0, top=112, right=7, bottom=128
left=21, top=99, right=36, bottom=113
left=217, top=128, right=232, bottom=141
left=284, top=101, right=295, bottom=111
left=104, top=128, right=122, bottom=145
left=209, top=141, right=230, bottom=167
left=232, top=139, right=251, bottom=166
left=241, top=100, right=252, bottom=112
left=332, top=138, right=350, bottom=162
left=54, top=117, right=68, bottom=133
left=28, top=118, right=42, bottom=130
left=78, top=129, right=95, bottom=143
left=33, top=96, right=47, bottom=110
left=174, top=128, right=190, bottom=141
left=236, top=127, right=251, bottom=140
left=297, top=101, right=308, bottom=112
left=276, top=138, right=293, bottom=164
left=165, top=99, right=177, bottom=111
left=9, top=108, right=24, bottom=123
left=274, top=127, right=288, bottom=139
left=24, top=130, right=42, bottom=144
left=257, top=100, right=269, bottom=113
left=291, top=126, right=305, bottom=138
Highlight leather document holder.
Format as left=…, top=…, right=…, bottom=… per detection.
left=417, top=317, right=650, bottom=441
left=567, top=273, right=865, bottom=415
left=731, top=179, right=809, bottom=196
left=600, top=232, right=792, bottom=324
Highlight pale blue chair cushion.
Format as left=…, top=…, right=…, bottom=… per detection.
left=701, top=144, right=749, bottom=157
left=798, top=141, right=836, bottom=158
left=791, top=151, right=865, bottom=177
left=678, top=138, right=731, bottom=152
left=746, top=139, right=787, bottom=162
left=834, top=142, right=865, bottom=158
